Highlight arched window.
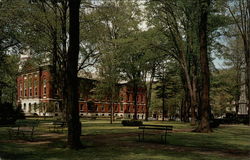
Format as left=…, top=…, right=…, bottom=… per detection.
left=23, top=103, right=26, bottom=111
left=29, top=103, right=32, bottom=112
left=24, top=76, right=27, bottom=97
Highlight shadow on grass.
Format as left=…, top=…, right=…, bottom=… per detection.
left=0, top=121, right=249, bottom=160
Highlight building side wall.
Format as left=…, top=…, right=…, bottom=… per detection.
left=17, top=69, right=147, bottom=119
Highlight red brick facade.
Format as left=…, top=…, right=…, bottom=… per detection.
left=17, top=67, right=147, bottom=119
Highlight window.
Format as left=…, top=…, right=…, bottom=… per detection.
left=80, top=104, right=84, bottom=111
left=34, top=88, right=38, bottom=96
left=102, top=105, right=105, bottom=112
left=34, top=79, right=38, bottom=96
left=29, top=88, right=32, bottom=96
left=28, top=76, right=33, bottom=97
left=23, top=103, right=26, bottom=111
left=127, top=93, right=129, bottom=102
left=28, top=103, right=32, bottom=112
left=120, top=104, right=123, bottom=112
left=43, top=78, right=47, bottom=96
left=24, top=76, right=28, bottom=97
left=20, top=82, right=23, bottom=97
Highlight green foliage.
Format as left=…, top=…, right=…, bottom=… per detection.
left=153, top=59, right=182, bottom=117
left=0, top=103, right=25, bottom=125
left=0, top=54, right=19, bottom=104
left=210, top=69, right=238, bottom=116
left=121, top=119, right=143, bottom=126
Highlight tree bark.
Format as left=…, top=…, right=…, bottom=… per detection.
left=0, top=88, right=2, bottom=105
left=196, top=0, right=211, bottom=133
left=246, top=0, right=250, bottom=125
left=133, top=80, right=138, bottom=120
left=66, top=0, right=82, bottom=149
left=145, top=66, right=155, bottom=121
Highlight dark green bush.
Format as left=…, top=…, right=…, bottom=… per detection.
left=210, top=119, right=220, bottom=128
left=0, top=103, right=25, bottom=125
left=219, top=114, right=249, bottom=125
left=121, top=120, right=143, bottom=126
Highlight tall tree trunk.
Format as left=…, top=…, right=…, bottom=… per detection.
left=162, top=84, right=166, bottom=121
left=196, top=0, right=211, bottom=133
left=110, top=103, right=113, bottom=124
left=66, top=0, right=82, bottom=149
left=247, top=52, right=250, bottom=125
left=180, top=98, right=184, bottom=121
left=110, top=86, right=114, bottom=124
left=181, top=66, right=197, bottom=125
left=191, top=78, right=197, bottom=125
left=0, top=88, right=2, bottom=105
left=246, top=43, right=250, bottom=125
left=133, top=81, right=138, bottom=120
left=145, top=66, right=155, bottom=121
left=60, top=2, right=68, bottom=121
left=235, top=63, right=241, bottom=116
left=246, top=0, right=250, bottom=125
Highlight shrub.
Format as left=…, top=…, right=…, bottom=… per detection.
left=121, top=120, right=143, bottom=126
left=210, top=119, right=220, bottom=128
left=0, top=103, right=25, bottom=125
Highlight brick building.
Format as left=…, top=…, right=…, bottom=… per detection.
left=17, top=66, right=147, bottom=119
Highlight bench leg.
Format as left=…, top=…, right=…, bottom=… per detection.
left=164, top=132, right=167, bottom=144
left=142, top=130, right=145, bottom=141
left=8, top=130, right=12, bottom=140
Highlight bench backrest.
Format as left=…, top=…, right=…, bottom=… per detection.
left=52, top=121, right=66, bottom=127
left=15, top=119, right=39, bottom=128
left=139, top=125, right=173, bottom=130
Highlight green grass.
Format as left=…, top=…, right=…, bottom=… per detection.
left=0, top=119, right=249, bottom=160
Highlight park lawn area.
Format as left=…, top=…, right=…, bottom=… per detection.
left=0, top=119, right=249, bottom=160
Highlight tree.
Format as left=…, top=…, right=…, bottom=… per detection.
left=221, top=34, right=245, bottom=116
left=210, top=69, right=237, bottom=117
left=66, top=0, right=82, bottom=149
left=147, top=0, right=200, bottom=125
left=227, top=0, right=250, bottom=124
left=0, top=55, right=19, bottom=105
left=154, top=59, right=181, bottom=121
left=196, top=0, right=212, bottom=132
left=95, top=51, right=121, bottom=124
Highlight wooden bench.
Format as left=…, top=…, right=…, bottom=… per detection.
left=49, top=121, right=67, bottom=133
left=8, top=120, right=39, bottom=141
left=138, top=125, right=173, bottom=144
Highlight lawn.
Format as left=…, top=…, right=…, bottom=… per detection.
left=0, top=119, right=249, bottom=160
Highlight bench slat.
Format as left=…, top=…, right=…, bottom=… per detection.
left=139, top=127, right=172, bottom=130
